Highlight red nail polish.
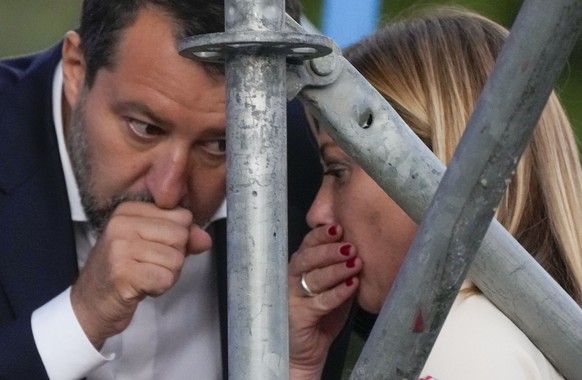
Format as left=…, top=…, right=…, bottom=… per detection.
left=340, top=244, right=351, bottom=256
left=345, top=278, right=354, bottom=286
left=328, top=225, right=337, bottom=236
left=346, top=258, right=356, bottom=268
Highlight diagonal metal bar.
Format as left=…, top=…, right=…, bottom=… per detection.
left=291, top=0, right=582, bottom=378
left=349, top=0, right=582, bottom=378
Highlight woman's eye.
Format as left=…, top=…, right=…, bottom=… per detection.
left=323, top=163, right=347, bottom=179
left=324, top=168, right=345, bottom=178
left=128, top=118, right=164, bottom=138
left=202, top=139, right=226, bottom=155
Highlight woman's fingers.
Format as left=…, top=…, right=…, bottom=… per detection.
left=293, top=257, right=361, bottom=298
left=290, top=241, right=354, bottom=275
left=298, top=224, right=342, bottom=251
left=310, top=276, right=360, bottom=314
left=290, top=222, right=361, bottom=299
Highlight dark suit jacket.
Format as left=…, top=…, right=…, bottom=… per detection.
left=0, top=44, right=346, bottom=379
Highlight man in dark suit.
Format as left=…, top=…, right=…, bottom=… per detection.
left=0, top=1, right=345, bottom=378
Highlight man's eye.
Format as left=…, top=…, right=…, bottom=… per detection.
left=202, top=139, right=226, bottom=155
left=128, top=118, right=164, bottom=138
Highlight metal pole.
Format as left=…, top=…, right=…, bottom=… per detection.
left=180, top=13, right=333, bottom=379
left=224, top=0, right=288, bottom=378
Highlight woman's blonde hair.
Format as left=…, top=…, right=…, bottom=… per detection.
left=343, top=7, right=582, bottom=304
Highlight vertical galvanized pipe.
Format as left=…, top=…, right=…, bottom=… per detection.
left=224, top=0, right=288, bottom=379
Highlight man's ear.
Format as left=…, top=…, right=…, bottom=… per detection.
left=62, top=30, right=86, bottom=109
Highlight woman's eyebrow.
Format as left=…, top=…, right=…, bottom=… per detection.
left=319, top=141, right=334, bottom=157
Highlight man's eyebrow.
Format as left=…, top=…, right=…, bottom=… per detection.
left=113, top=101, right=171, bottom=128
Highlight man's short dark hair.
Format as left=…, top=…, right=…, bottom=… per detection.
left=78, top=0, right=302, bottom=87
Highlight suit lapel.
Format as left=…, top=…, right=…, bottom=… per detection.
left=0, top=43, right=78, bottom=319
left=0, top=141, right=78, bottom=317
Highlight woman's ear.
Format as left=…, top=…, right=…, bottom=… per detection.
left=61, top=30, right=86, bottom=109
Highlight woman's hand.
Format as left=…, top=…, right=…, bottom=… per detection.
left=289, top=224, right=362, bottom=379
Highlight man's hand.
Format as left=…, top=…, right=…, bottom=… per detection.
left=70, top=201, right=211, bottom=348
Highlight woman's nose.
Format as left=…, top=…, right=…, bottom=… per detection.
left=306, top=183, right=335, bottom=229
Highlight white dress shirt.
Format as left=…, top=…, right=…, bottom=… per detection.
left=31, top=62, right=224, bottom=380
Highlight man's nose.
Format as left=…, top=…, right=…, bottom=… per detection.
left=145, top=150, right=189, bottom=209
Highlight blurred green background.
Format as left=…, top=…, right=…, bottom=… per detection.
left=1, top=0, right=580, bottom=142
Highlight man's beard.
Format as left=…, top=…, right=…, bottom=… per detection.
left=65, top=95, right=156, bottom=234
left=65, top=91, right=214, bottom=236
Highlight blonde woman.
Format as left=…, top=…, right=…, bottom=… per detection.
left=289, top=7, right=582, bottom=379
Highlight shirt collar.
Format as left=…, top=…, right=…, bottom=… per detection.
left=52, top=61, right=88, bottom=223
left=209, top=200, right=227, bottom=226
left=52, top=63, right=227, bottom=225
